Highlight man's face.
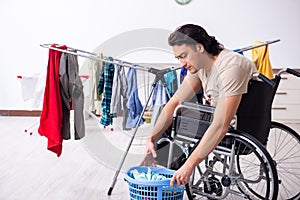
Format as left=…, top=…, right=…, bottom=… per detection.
left=173, top=44, right=203, bottom=74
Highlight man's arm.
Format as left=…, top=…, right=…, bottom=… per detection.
left=170, top=94, right=242, bottom=186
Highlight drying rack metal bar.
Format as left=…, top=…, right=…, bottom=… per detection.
left=237, top=39, right=280, bottom=53
left=41, top=39, right=280, bottom=72
left=40, top=43, right=97, bottom=56
left=40, top=43, right=170, bottom=72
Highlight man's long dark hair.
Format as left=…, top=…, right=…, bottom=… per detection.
left=168, top=24, right=224, bottom=56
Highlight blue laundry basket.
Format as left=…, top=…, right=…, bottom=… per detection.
left=124, top=166, right=184, bottom=200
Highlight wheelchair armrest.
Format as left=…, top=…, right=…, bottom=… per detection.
left=181, top=102, right=215, bottom=114
left=157, top=137, right=172, bottom=145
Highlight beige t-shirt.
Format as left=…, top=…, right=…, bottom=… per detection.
left=186, top=49, right=257, bottom=107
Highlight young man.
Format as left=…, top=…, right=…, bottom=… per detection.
left=143, top=24, right=257, bottom=186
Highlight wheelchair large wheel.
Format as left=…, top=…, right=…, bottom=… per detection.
left=189, top=130, right=278, bottom=200
left=267, top=121, right=300, bottom=200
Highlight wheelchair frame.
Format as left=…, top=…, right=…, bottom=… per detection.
left=163, top=102, right=279, bottom=200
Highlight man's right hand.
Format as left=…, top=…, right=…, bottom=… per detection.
left=145, top=138, right=157, bottom=158
left=140, top=139, right=157, bottom=166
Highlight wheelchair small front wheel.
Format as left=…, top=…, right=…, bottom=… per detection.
left=203, top=176, right=223, bottom=197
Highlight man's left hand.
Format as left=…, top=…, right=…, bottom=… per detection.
left=170, top=162, right=194, bottom=186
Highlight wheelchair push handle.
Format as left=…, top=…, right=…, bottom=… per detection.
left=278, top=68, right=300, bottom=77
left=286, top=68, right=300, bottom=77
left=255, top=73, right=276, bottom=87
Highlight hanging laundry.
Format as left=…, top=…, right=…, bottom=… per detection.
left=164, top=69, right=178, bottom=97
left=59, top=52, right=85, bottom=140
left=180, top=68, right=188, bottom=83
left=179, top=67, right=203, bottom=104
left=88, top=53, right=103, bottom=116
left=126, top=68, right=144, bottom=129
left=38, top=44, right=67, bottom=157
left=149, top=80, right=169, bottom=127
left=110, top=62, right=129, bottom=130
left=18, top=73, right=45, bottom=110
left=149, top=80, right=169, bottom=109
left=150, top=69, right=178, bottom=128
left=98, top=57, right=115, bottom=126
left=252, top=40, right=274, bottom=79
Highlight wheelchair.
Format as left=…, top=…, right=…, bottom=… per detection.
left=156, top=70, right=300, bottom=199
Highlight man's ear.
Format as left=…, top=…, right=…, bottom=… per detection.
left=196, top=44, right=204, bottom=53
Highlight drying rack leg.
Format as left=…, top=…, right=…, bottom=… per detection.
left=107, top=83, right=157, bottom=196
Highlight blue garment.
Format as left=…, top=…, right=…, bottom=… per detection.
left=180, top=68, right=188, bottom=83
left=149, top=80, right=169, bottom=109
left=126, top=68, right=144, bottom=129
left=180, top=67, right=203, bottom=103
left=98, top=57, right=114, bottom=126
left=164, top=69, right=178, bottom=96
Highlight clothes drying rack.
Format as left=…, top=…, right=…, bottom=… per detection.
left=40, top=38, right=280, bottom=196
left=40, top=43, right=180, bottom=195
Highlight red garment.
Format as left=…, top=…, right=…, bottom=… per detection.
left=38, top=44, right=67, bottom=157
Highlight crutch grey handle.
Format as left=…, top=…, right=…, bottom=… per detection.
left=257, top=73, right=275, bottom=87
left=286, top=68, right=300, bottom=77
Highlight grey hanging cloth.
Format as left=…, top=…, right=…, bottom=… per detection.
left=110, top=62, right=129, bottom=130
left=59, top=51, right=85, bottom=140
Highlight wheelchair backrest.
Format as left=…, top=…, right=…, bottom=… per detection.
left=236, top=79, right=275, bottom=144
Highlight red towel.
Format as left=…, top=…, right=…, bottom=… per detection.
left=38, top=44, right=67, bottom=157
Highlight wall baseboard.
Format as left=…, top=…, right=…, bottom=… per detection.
left=0, top=110, right=41, bottom=117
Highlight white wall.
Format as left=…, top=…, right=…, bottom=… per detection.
left=0, top=0, right=299, bottom=110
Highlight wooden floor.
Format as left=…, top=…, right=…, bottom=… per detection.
left=0, top=116, right=136, bottom=200
left=1, top=116, right=299, bottom=200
